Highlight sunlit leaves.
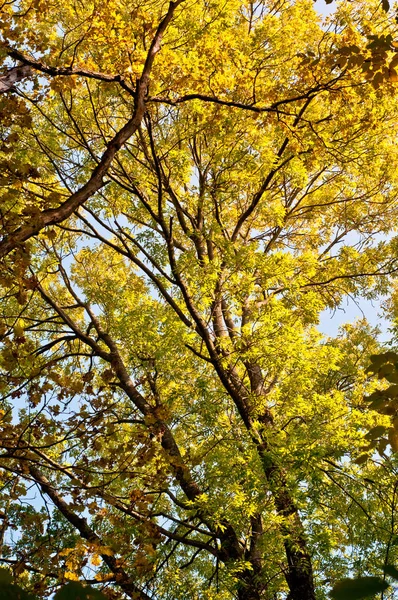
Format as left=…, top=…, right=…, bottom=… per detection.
left=3, top=0, right=398, bottom=599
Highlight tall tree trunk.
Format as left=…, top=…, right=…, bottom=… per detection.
left=247, top=362, right=316, bottom=600
left=265, top=463, right=316, bottom=600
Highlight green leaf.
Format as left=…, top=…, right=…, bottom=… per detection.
left=0, top=583, right=37, bottom=600
left=385, top=372, right=398, bottom=383
left=378, top=363, right=395, bottom=378
left=354, top=454, right=369, bottom=465
left=385, top=385, right=398, bottom=397
left=364, top=390, right=386, bottom=403
left=365, top=425, right=387, bottom=440
left=54, top=582, right=107, bottom=600
left=377, top=404, right=395, bottom=416
left=329, top=576, right=389, bottom=600
left=378, top=438, right=388, bottom=454
left=369, top=397, right=388, bottom=411
left=0, top=571, right=12, bottom=586
left=0, top=569, right=38, bottom=599
left=384, top=564, right=398, bottom=580
left=370, top=352, right=398, bottom=365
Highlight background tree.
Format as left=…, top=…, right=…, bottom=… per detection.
left=2, top=0, right=398, bottom=599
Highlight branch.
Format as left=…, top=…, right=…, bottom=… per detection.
left=0, top=0, right=185, bottom=258
left=7, top=49, right=135, bottom=94
left=0, top=65, right=32, bottom=93
left=147, top=85, right=328, bottom=114
left=301, top=262, right=398, bottom=288
left=231, top=97, right=313, bottom=242
left=21, top=448, right=219, bottom=557
left=28, top=466, right=153, bottom=600
left=0, top=558, right=114, bottom=585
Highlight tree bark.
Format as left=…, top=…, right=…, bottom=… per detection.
left=0, top=65, right=32, bottom=92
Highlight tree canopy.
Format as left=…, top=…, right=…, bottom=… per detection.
left=2, top=0, right=398, bottom=598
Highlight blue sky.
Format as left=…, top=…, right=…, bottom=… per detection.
left=315, top=0, right=336, bottom=17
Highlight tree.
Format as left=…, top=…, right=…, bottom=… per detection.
left=1, top=0, right=398, bottom=598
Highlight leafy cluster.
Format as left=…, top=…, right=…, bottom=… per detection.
left=1, top=0, right=398, bottom=599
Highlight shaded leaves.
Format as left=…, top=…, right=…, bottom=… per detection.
left=329, top=576, right=389, bottom=600
left=0, top=571, right=107, bottom=600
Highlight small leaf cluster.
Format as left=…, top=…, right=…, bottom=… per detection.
left=357, top=352, right=398, bottom=461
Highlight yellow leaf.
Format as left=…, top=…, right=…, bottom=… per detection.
left=13, top=320, right=24, bottom=337
left=95, top=573, right=113, bottom=582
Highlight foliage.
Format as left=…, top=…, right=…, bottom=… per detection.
left=2, top=0, right=398, bottom=599
left=329, top=576, right=389, bottom=600
left=0, top=568, right=106, bottom=599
